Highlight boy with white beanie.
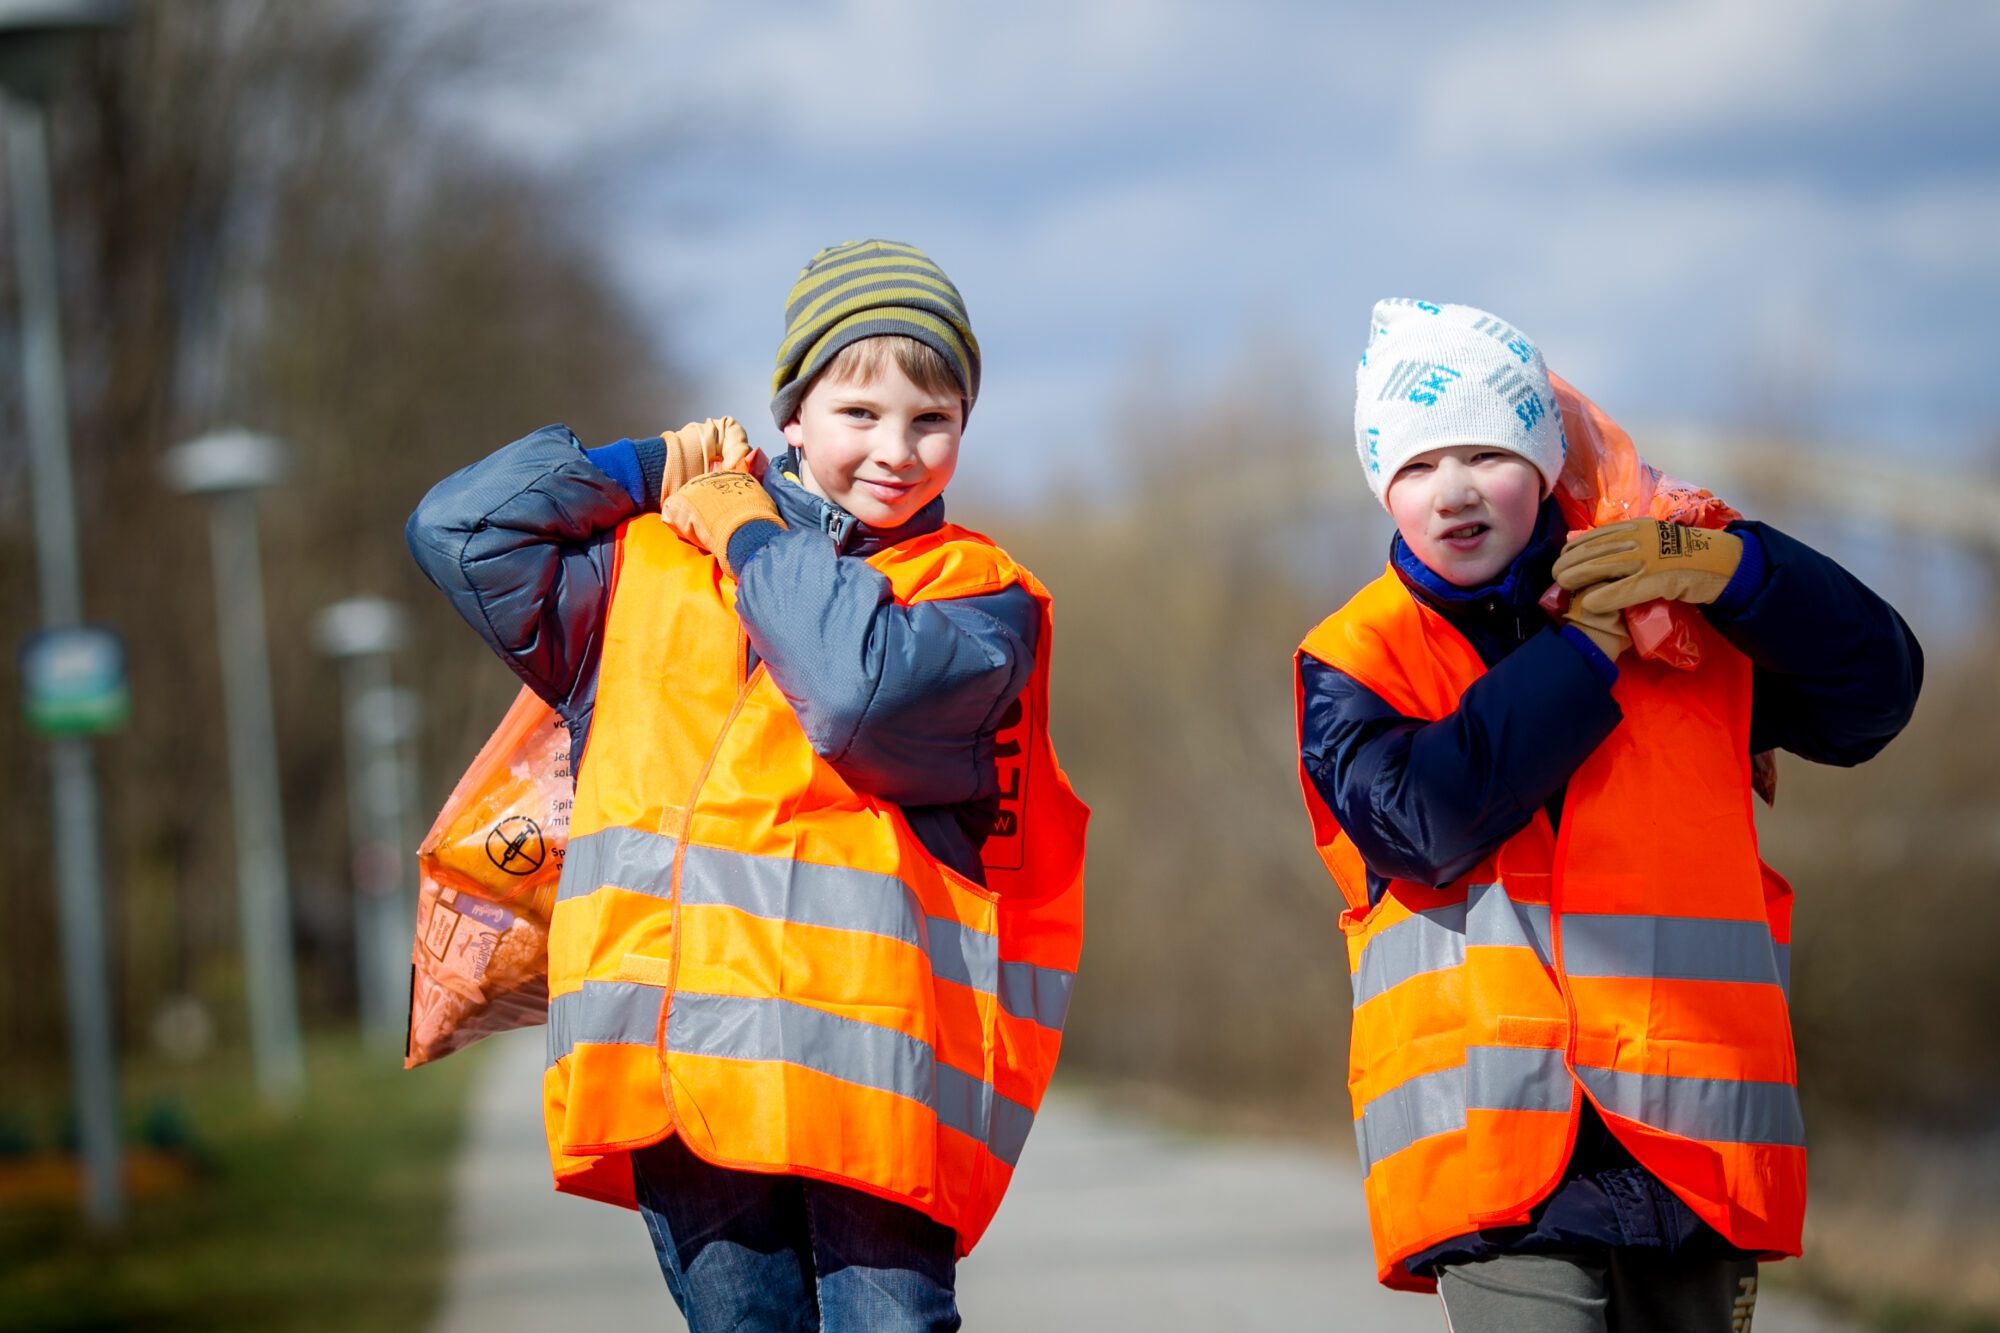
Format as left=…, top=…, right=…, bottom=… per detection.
left=1291, top=299, right=1923, bottom=1330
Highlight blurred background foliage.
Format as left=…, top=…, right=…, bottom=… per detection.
left=1, top=1, right=681, bottom=1063
left=2, top=0, right=1997, bottom=1325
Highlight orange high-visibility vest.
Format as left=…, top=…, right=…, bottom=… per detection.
left=1295, top=568, right=1803, bottom=1292
left=543, top=512, right=1087, bottom=1254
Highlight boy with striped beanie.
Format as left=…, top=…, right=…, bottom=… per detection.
left=770, top=238, right=980, bottom=431
left=407, top=241, right=1085, bottom=1331
left=1290, top=299, right=1922, bottom=1330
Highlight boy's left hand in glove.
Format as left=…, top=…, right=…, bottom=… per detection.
left=1553, top=519, right=1742, bottom=613
left=660, top=417, right=767, bottom=497
left=662, top=471, right=785, bottom=576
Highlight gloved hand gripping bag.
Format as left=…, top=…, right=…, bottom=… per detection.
left=1541, top=371, right=1742, bottom=670
left=405, top=687, right=569, bottom=1068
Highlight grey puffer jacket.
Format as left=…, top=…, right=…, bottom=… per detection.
left=405, top=425, right=1040, bottom=881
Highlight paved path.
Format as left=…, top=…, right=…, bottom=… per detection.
left=431, top=1029, right=665, bottom=1330
left=434, top=1028, right=1859, bottom=1330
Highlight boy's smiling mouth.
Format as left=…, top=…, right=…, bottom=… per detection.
left=1440, top=521, right=1489, bottom=546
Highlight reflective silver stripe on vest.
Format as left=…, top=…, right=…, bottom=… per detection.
left=682, top=843, right=925, bottom=949
left=927, top=919, right=1077, bottom=1030
left=669, top=991, right=1036, bottom=1167
left=999, top=959, right=1075, bottom=1030
left=1575, top=1065, right=1806, bottom=1148
left=547, top=979, right=663, bottom=1065
left=1466, top=1045, right=1573, bottom=1115
left=937, top=1062, right=1037, bottom=1167
left=669, top=988, right=929, bottom=1108
left=557, top=828, right=1075, bottom=1032
left=1561, top=913, right=1787, bottom=990
left=558, top=826, right=679, bottom=901
left=926, top=914, right=996, bottom=993
left=1352, top=883, right=1553, bottom=1006
left=1355, top=1063, right=1460, bottom=1173
left=1354, top=1045, right=1573, bottom=1177
left=546, top=984, right=1036, bottom=1165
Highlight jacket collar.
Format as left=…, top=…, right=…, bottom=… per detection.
left=1390, top=497, right=1567, bottom=622
left=766, top=450, right=947, bottom=556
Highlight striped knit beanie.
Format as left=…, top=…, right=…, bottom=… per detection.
left=1354, top=298, right=1566, bottom=507
left=770, top=239, right=981, bottom=429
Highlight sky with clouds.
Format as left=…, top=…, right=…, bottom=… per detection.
left=440, top=0, right=2000, bottom=505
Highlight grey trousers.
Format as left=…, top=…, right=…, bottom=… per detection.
left=1437, top=1252, right=1759, bottom=1333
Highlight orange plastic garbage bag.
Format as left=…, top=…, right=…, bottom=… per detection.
left=1543, top=371, right=1742, bottom=670
left=405, top=687, right=569, bottom=1068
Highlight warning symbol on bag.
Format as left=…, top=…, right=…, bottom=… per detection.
left=486, top=816, right=546, bottom=876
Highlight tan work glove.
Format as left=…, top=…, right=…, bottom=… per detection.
left=1562, top=597, right=1631, bottom=663
left=1553, top=519, right=1744, bottom=613
left=662, top=470, right=784, bottom=576
left=659, top=417, right=766, bottom=497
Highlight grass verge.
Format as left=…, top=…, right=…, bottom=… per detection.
left=0, top=1032, right=481, bottom=1332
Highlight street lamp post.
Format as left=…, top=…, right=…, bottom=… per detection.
left=2, top=0, right=130, bottom=1230
left=313, top=597, right=419, bottom=1052
left=162, top=429, right=305, bottom=1106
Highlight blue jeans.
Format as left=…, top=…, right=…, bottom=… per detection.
left=632, top=1135, right=961, bottom=1332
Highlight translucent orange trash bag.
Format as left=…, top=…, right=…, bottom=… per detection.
left=1543, top=371, right=1742, bottom=670
left=405, top=687, right=569, bottom=1068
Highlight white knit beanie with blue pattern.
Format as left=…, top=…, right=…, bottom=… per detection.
left=1354, top=298, right=1566, bottom=508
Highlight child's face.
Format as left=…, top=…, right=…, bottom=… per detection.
left=782, top=358, right=962, bottom=529
left=1385, top=445, right=1544, bottom=587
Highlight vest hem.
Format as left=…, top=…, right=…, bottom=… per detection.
left=659, top=1129, right=994, bottom=1258
left=558, top=1124, right=677, bottom=1157
left=1464, top=1095, right=1583, bottom=1231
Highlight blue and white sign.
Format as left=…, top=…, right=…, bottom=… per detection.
left=20, top=626, right=130, bottom=736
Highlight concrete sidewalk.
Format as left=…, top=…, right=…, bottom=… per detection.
left=432, top=1028, right=1858, bottom=1330
left=430, top=1029, right=670, bottom=1331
